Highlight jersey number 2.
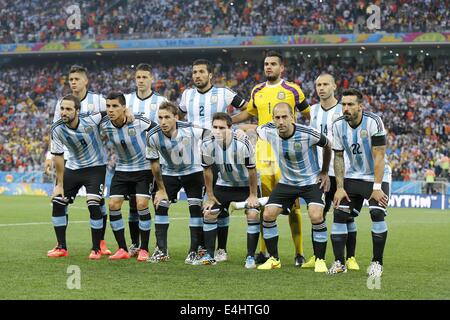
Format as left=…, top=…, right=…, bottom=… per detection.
left=199, top=106, right=204, bottom=117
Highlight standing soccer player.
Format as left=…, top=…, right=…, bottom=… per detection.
left=146, top=101, right=210, bottom=264
left=255, top=103, right=331, bottom=272
left=303, top=74, right=359, bottom=271
left=48, top=95, right=107, bottom=259
left=124, top=63, right=168, bottom=256
left=200, top=113, right=260, bottom=268
left=44, top=65, right=111, bottom=255
left=179, top=59, right=247, bottom=261
left=329, top=88, right=391, bottom=277
left=100, top=92, right=157, bottom=261
left=232, top=51, right=310, bottom=266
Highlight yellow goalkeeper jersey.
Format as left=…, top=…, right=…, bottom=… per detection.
left=247, top=79, right=310, bottom=161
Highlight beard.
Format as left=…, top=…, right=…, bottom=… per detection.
left=195, top=80, right=209, bottom=90
left=266, top=75, right=279, bottom=82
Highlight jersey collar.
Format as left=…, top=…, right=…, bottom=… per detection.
left=196, top=85, right=214, bottom=95
left=136, top=91, right=153, bottom=101
left=265, top=79, right=284, bottom=88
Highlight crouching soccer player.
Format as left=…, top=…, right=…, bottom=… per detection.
left=146, top=101, right=210, bottom=264
left=200, top=113, right=260, bottom=267
left=329, top=89, right=391, bottom=277
left=256, top=103, right=332, bottom=272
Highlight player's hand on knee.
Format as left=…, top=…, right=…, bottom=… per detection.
left=333, top=188, right=350, bottom=209
left=246, top=195, right=259, bottom=209
left=153, top=190, right=168, bottom=209
left=203, top=197, right=221, bottom=215
left=369, top=190, right=389, bottom=208
left=52, top=184, right=64, bottom=198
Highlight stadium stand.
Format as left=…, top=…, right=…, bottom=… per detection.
left=0, top=0, right=448, bottom=43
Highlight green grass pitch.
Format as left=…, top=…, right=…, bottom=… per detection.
left=0, top=195, right=449, bottom=300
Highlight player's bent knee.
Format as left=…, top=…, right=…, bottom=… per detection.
left=136, top=197, right=150, bottom=211
left=263, top=205, right=281, bottom=220
left=52, top=196, right=68, bottom=216
left=246, top=208, right=260, bottom=221
left=369, top=207, right=386, bottom=222
left=108, top=197, right=123, bottom=211
left=333, top=209, right=349, bottom=224
left=87, top=199, right=102, bottom=220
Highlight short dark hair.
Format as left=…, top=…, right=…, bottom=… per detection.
left=342, top=88, right=364, bottom=104
left=159, top=101, right=179, bottom=116
left=69, top=65, right=88, bottom=76
left=193, top=59, right=213, bottom=73
left=265, top=50, right=283, bottom=64
left=212, top=112, right=232, bottom=128
left=106, top=91, right=126, bottom=106
left=61, top=94, right=81, bottom=111
left=136, top=63, right=152, bottom=73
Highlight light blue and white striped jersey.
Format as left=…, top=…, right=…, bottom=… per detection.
left=332, top=111, right=392, bottom=183
left=201, top=133, right=256, bottom=187
left=50, top=91, right=106, bottom=160
left=179, top=86, right=245, bottom=129
left=256, top=123, right=328, bottom=187
left=125, top=91, right=168, bottom=123
left=310, top=102, right=343, bottom=177
left=146, top=122, right=209, bottom=176
left=51, top=113, right=107, bottom=170
left=53, top=91, right=106, bottom=123
left=100, top=115, right=156, bottom=172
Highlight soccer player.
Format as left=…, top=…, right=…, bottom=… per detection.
left=47, top=95, right=108, bottom=259
left=99, top=92, right=157, bottom=261
left=179, top=59, right=247, bottom=261
left=303, top=74, right=359, bottom=271
left=146, top=101, right=210, bottom=264
left=255, top=103, right=331, bottom=272
left=44, top=65, right=111, bottom=255
left=232, top=51, right=310, bottom=266
left=124, top=63, right=168, bottom=257
left=329, top=88, right=391, bottom=277
left=200, top=113, right=260, bottom=268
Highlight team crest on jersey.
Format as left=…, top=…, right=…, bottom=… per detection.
left=182, top=137, right=190, bottom=145
left=294, top=142, right=302, bottom=150
left=150, top=103, right=157, bottom=110
left=87, top=104, right=94, bottom=112
left=360, top=130, right=368, bottom=139
left=211, top=95, right=218, bottom=103
left=332, top=113, right=340, bottom=122
left=277, top=92, right=286, bottom=100
left=85, top=127, right=93, bottom=134
left=128, top=128, right=136, bottom=136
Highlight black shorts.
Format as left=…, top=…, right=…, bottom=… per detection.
left=158, top=171, right=204, bottom=202
left=213, top=185, right=261, bottom=214
left=64, top=165, right=106, bottom=203
left=110, top=170, right=153, bottom=199
left=267, top=182, right=325, bottom=215
left=324, top=176, right=337, bottom=214
left=338, top=178, right=390, bottom=216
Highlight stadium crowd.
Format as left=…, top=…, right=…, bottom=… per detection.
left=0, top=54, right=449, bottom=182
left=0, top=0, right=448, bottom=44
